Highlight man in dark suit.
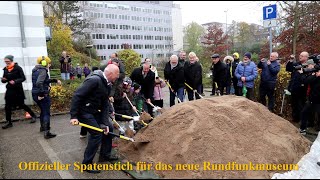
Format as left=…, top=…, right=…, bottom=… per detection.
left=130, top=63, right=155, bottom=116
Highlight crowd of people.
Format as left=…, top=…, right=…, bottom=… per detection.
left=2, top=49, right=320, bottom=172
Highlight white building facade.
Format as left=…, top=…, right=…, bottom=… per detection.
left=81, top=1, right=182, bottom=63
left=0, top=1, right=48, bottom=107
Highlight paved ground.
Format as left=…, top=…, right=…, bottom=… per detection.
left=0, top=87, right=317, bottom=179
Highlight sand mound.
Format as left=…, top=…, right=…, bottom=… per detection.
left=118, top=96, right=311, bottom=179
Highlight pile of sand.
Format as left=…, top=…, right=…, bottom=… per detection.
left=118, top=96, right=311, bottom=178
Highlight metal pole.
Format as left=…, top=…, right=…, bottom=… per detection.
left=269, top=27, right=272, bottom=55
left=88, top=48, right=92, bottom=64
left=225, top=10, right=228, bottom=55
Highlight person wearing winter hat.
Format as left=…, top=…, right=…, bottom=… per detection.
left=234, top=52, right=258, bottom=100
left=210, top=54, right=227, bottom=96
left=223, top=55, right=234, bottom=95
left=232, top=52, right=241, bottom=95
left=2, top=55, right=37, bottom=129
left=32, top=56, right=61, bottom=138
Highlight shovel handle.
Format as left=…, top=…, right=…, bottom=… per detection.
left=112, top=119, right=125, bottom=133
left=165, top=81, right=182, bottom=103
left=78, top=122, right=104, bottom=133
left=185, top=83, right=204, bottom=99
left=76, top=122, right=134, bottom=142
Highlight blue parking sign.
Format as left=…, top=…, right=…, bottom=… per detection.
left=263, top=4, right=277, bottom=20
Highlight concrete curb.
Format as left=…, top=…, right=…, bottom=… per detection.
left=0, top=111, right=70, bottom=124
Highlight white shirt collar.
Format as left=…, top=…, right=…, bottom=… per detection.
left=103, top=72, right=109, bottom=82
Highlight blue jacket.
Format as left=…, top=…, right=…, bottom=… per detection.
left=258, top=60, right=280, bottom=84
left=235, top=61, right=258, bottom=88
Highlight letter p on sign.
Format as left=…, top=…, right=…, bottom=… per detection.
left=263, top=4, right=277, bottom=20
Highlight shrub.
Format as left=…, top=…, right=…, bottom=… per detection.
left=253, top=65, right=292, bottom=119
left=50, top=79, right=83, bottom=112
left=117, top=49, right=141, bottom=75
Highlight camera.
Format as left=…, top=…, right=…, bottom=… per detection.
left=294, top=64, right=307, bottom=70
left=302, top=64, right=320, bottom=73
left=309, top=54, right=320, bottom=64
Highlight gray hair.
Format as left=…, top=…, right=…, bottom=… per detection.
left=170, top=55, right=178, bottom=61
left=271, top=52, right=279, bottom=58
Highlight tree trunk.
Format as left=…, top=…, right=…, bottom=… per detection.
left=292, top=1, right=300, bottom=55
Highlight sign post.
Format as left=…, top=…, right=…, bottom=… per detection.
left=263, top=4, right=277, bottom=55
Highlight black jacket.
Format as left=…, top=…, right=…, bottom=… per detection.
left=286, top=61, right=308, bottom=94
left=226, top=63, right=232, bottom=86
left=211, top=61, right=228, bottom=87
left=32, top=65, right=57, bottom=97
left=178, top=57, right=186, bottom=67
left=70, top=70, right=111, bottom=125
left=59, top=56, right=71, bottom=73
left=130, top=67, right=155, bottom=99
left=164, top=62, right=185, bottom=91
left=2, top=63, right=26, bottom=104
left=304, top=74, right=320, bottom=104
left=113, top=85, right=133, bottom=121
left=106, top=59, right=126, bottom=97
left=232, top=58, right=240, bottom=80
left=184, top=61, right=202, bottom=89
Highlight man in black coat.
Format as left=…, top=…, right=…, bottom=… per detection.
left=2, top=55, right=37, bottom=129
left=130, top=63, right=155, bottom=116
left=178, top=50, right=187, bottom=67
left=164, top=55, right=185, bottom=106
left=286, top=51, right=309, bottom=122
left=299, top=63, right=320, bottom=134
left=70, top=64, right=120, bottom=173
left=211, top=54, right=227, bottom=96
left=184, top=52, right=202, bottom=101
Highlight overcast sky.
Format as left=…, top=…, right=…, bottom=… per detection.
left=174, top=1, right=279, bottom=26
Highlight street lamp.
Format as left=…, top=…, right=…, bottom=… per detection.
left=86, top=44, right=93, bottom=63
left=224, top=9, right=228, bottom=55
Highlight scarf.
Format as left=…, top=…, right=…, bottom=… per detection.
left=170, top=63, right=177, bottom=70
left=6, top=63, right=14, bottom=72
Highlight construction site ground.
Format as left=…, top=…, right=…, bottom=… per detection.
left=0, top=88, right=318, bottom=179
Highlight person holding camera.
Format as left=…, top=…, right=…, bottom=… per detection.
left=299, top=59, right=320, bottom=135
left=59, top=51, right=71, bottom=80
left=258, top=52, right=281, bottom=112
left=286, top=51, right=309, bottom=122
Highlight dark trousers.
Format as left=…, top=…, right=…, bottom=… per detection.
left=186, top=86, right=201, bottom=101
left=232, top=78, right=240, bottom=96
left=259, top=82, right=276, bottom=111
left=238, top=86, right=254, bottom=100
left=213, top=81, right=225, bottom=96
left=198, top=84, right=203, bottom=94
left=32, top=94, right=51, bottom=128
left=78, top=113, right=113, bottom=164
left=80, top=127, right=88, bottom=136
left=169, top=87, right=184, bottom=107
left=77, top=74, right=82, bottom=79
left=226, top=85, right=231, bottom=95
left=153, top=100, right=163, bottom=108
left=300, top=103, right=320, bottom=130
left=5, top=101, right=36, bottom=123
left=211, top=80, right=216, bottom=95
left=291, top=92, right=306, bottom=122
